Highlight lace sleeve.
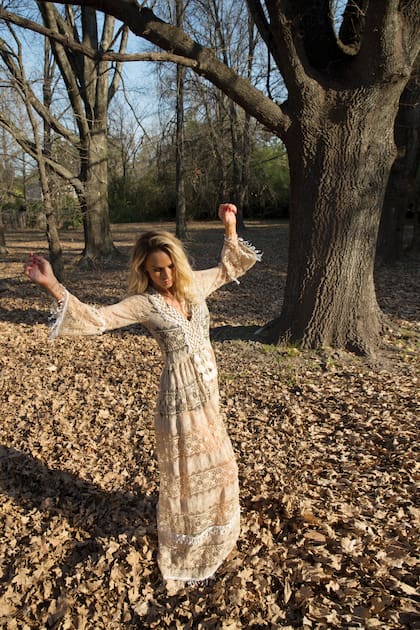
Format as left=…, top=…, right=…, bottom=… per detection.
left=51, top=291, right=151, bottom=339
left=194, top=236, right=262, bottom=298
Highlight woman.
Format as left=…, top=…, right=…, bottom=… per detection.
left=25, top=204, right=261, bottom=587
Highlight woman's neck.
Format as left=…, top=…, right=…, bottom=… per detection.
left=159, top=288, right=175, bottom=299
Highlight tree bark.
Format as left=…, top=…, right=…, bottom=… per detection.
left=261, top=84, right=402, bottom=355
left=78, top=128, right=115, bottom=262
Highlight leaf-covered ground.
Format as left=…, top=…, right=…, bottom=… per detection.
left=0, top=222, right=418, bottom=629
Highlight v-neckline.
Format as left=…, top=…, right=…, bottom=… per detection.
left=151, top=288, right=192, bottom=323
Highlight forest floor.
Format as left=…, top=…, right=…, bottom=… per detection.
left=0, top=222, right=418, bottom=630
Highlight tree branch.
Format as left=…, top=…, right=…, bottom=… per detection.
left=288, top=0, right=347, bottom=73
left=0, top=36, right=79, bottom=146
left=338, top=0, right=368, bottom=53
left=34, top=0, right=289, bottom=137
left=245, top=0, right=271, bottom=52
left=0, top=114, right=84, bottom=195
left=261, top=0, right=352, bottom=91
left=35, top=3, right=90, bottom=139
left=0, top=9, right=200, bottom=66
left=95, top=13, right=114, bottom=119
left=108, top=25, right=129, bottom=104
left=358, top=0, right=414, bottom=80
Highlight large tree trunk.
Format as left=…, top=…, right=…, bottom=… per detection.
left=79, top=128, right=115, bottom=263
left=262, top=86, right=401, bottom=355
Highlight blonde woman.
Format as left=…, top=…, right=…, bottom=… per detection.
left=25, top=204, right=261, bottom=589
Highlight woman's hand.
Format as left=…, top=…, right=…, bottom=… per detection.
left=218, top=203, right=237, bottom=239
left=25, top=254, right=58, bottom=293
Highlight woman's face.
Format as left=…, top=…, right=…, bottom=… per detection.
left=144, top=249, right=175, bottom=293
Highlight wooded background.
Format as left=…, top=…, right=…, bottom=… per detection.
left=0, top=1, right=419, bottom=356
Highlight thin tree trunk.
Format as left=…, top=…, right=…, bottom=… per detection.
left=228, top=106, right=245, bottom=230
left=0, top=212, right=7, bottom=253
left=43, top=38, right=64, bottom=280
left=238, top=111, right=252, bottom=225
left=175, top=0, right=187, bottom=240
left=0, top=127, right=9, bottom=253
left=238, top=15, right=256, bottom=222
left=175, top=61, right=187, bottom=239
left=43, top=185, right=64, bottom=280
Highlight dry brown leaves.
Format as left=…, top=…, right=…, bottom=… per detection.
left=0, top=223, right=419, bottom=629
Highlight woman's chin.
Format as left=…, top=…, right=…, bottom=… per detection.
left=158, top=281, right=173, bottom=292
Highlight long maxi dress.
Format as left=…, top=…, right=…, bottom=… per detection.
left=51, top=237, right=260, bottom=583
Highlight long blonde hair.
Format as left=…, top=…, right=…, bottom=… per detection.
left=128, top=230, right=198, bottom=305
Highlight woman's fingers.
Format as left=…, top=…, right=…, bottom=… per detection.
left=24, top=253, right=48, bottom=282
left=218, top=203, right=237, bottom=221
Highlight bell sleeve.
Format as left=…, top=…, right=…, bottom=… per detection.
left=50, top=290, right=151, bottom=339
left=195, top=236, right=262, bottom=298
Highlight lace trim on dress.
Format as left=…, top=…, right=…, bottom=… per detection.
left=160, top=506, right=240, bottom=548
left=222, top=237, right=262, bottom=284
left=160, top=459, right=238, bottom=498
left=148, top=290, right=206, bottom=354
left=157, top=376, right=218, bottom=417
left=156, top=421, right=227, bottom=461
left=158, top=496, right=239, bottom=533
left=224, top=236, right=263, bottom=260
left=237, top=237, right=263, bottom=261
left=50, top=288, right=70, bottom=340
left=50, top=290, right=108, bottom=339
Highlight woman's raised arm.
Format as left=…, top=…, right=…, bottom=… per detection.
left=24, top=253, right=151, bottom=339
left=24, top=254, right=65, bottom=302
left=218, top=203, right=238, bottom=243
left=194, top=203, right=261, bottom=298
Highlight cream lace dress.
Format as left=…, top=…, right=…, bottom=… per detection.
left=51, top=237, right=260, bottom=583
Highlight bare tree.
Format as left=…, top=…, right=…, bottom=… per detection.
left=11, top=0, right=420, bottom=355
left=0, top=27, right=64, bottom=276
left=0, top=5, right=130, bottom=264
left=184, top=0, right=261, bottom=227
left=0, top=125, right=16, bottom=253
left=36, top=3, right=130, bottom=264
